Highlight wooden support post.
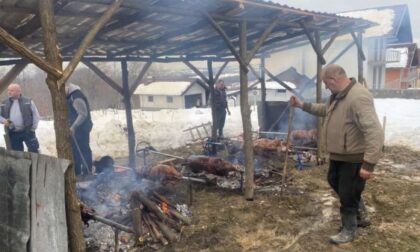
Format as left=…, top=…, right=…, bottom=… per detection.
left=82, top=61, right=123, bottom=95
left=357, top=32, right=364, bottom=84
left=214, top=61, right=229, bottom=82
left=315, top=30, right=323, bottom=162
left=0, top=61, right=28, bottom=94
left=38, top=0, right=85, bottom=251
left=207, top=60, right=217, bottom=139
left=59, top=0, right=123, bottom=87
left=239, top=20, right=254, bottom=200
left=121, top=61, right=136, bottom=169
left=351, top=31, right=366, bottom=61
left=301, top=22, right=326, bottom=65
left=128, top=61, right=152, bottom=96
left=0, top=26, right=62, bottom=79
left=183, top=61, right=209, bottom=83
left=246, top=17, right=281, bottom=64
left=204, top=12, right=248, bottom=73
left=260, top=56, right=267, bottom=131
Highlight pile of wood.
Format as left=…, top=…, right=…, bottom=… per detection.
left=80, top=190, right=191, bottom=248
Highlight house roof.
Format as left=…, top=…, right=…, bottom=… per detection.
left=386, top=43, right=418, bottom=68
left=0, top=0, right=374, bottom=63
left=134, top=81, right=202, bottom=96
left=338, top=5, right=412, bottom=43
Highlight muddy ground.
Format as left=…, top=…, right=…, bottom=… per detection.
left=86, top=145, right=420, bottom=252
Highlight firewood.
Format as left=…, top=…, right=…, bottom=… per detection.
left=169, top=209, right=191, bottom=225
left=155, top=219, right=179, bottom=243
left=131, top=192, right=182, bottom=232
left=144, top=214, right=168, bottom=246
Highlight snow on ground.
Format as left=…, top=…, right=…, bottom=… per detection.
left=0, top=98, right=418, bottom=158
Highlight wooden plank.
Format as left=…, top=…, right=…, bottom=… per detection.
left=321, top=30, right=339, bottom=55
left=30, top=154, right=69, bottom=252
left=315, top=30, right=323, bottom=161
left=121, top=61, right=136, bottom=169
left=0, top=26, right=62, bottom=79
left=0, top=150, right=31, bottom=252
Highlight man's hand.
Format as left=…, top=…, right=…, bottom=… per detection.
left=359, top=168, right=373, bottom=180
left=2, top=119, right=10, bottom=126
left=290, top=96, right=304, bottom=109
left=69, top=127, right=75, bottom=136
left=227, top=109, right=231, bottom=116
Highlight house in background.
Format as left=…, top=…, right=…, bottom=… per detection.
left=266, top=4, right=414, bottom=91
left=133, top=79, right=207, bottom=110
left=385, top=43, right=418, bottom=89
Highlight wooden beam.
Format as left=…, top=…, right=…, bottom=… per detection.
left=350, top=30, right=366, bottom=61
left=246, top=17, right=281, bottom=63
left=214, top=61, right=229, bottom=81
left=260, top=56, right=267, bottom=131
left=38, top=0, right=85, bottom=251
left=315, top=30, right=323, bottom=161
left=183, top=61, right=209, bottom=83
left=264, top=67, right=302, bottom=98
left=239, top=20, right=254, bottom=200
left=0, top=62, right=28, bottom=94
left=300, top=22, right=326, bottom=64
left=59, top=0, right=123, bottom=87
left=83, top=61, right=123, bottom=95
left=129, top=61, right=152, bottom=97
left=248, top=64, right=261, bottom=81
left=321, top=30, right=339, bottom=55
left=357, top=32, right=364, bottom=84
left=204, top=12, right=249, bottom=73
left=0, top=26, right=62, bottom=79
left=121, top=60, right=136, bottom=168
left=207, top=60, right=217, bottom=138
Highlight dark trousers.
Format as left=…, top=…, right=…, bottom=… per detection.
left=71, top=128, right=92, bottom=175
left=215, top=108, right=226, bottom=137
left=328, top=160, right=366, bottom=215
left=8, top=130, right=39, bottom=153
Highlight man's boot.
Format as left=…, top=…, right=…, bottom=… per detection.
left=358, top=199, right=371, bottom=227
left=330, top=213, right=357, bottom=244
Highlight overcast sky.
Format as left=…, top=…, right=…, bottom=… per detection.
left=273, top=0, right=419, bottom=42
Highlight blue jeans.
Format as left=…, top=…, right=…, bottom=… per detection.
left=8, top=130, right=39, bottom=153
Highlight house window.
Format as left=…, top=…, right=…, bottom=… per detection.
left=148, top=96, right=154, bottom=102
left=386, top=50, right=401, bottom=63
left=276, top=89, right=286, bottom=93
left=166, top=96, right=173, bottom=103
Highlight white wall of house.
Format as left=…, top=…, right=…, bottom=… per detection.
left=140, top=95, right=184, bottom=110
left=265, top=36, right=386, bottom=90
left=183, top=84, right=207, bottom=107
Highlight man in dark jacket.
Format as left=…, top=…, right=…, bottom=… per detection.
left=66, top=83, right=93, bottom=176
left=291, top=65, right=384, bottom=244
left=0, top=83, right=40, bottom=153
left=213, top=79, right=230, bottom=138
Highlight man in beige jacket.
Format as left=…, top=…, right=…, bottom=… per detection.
left=290, top=64, right=384, bottom=244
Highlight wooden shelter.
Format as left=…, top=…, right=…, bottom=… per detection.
left=0, top=0, right=373, bottom=250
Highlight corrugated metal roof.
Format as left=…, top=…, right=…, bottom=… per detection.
left=0, top=0, right=374, bottom=62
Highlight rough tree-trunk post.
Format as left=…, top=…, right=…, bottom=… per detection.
left=357, top=32, right=364, bottom=85
left=260, top=56, right=267, bottom=131
left=121, top=60, right=136, bottom=168
left=38, top=0, right=85, bottom=251
left=315, top=31, right=323, bottom=162
left=239, top=20, right=254, bottom=200
left=207, top=60, right=217, bottom=139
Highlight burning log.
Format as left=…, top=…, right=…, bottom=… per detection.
left=143, top=214, right=168, bottom=245
left=131, top=192, right=182, bottom=232
left=130, top=196, right=143, bottom=243
left=185, top=155, right=238, bottom=176
left=152, top=192, right=192, bottom=225
left=80, top=202, right=134, bottom=233
left=155, top=219, right=179, bottom=243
